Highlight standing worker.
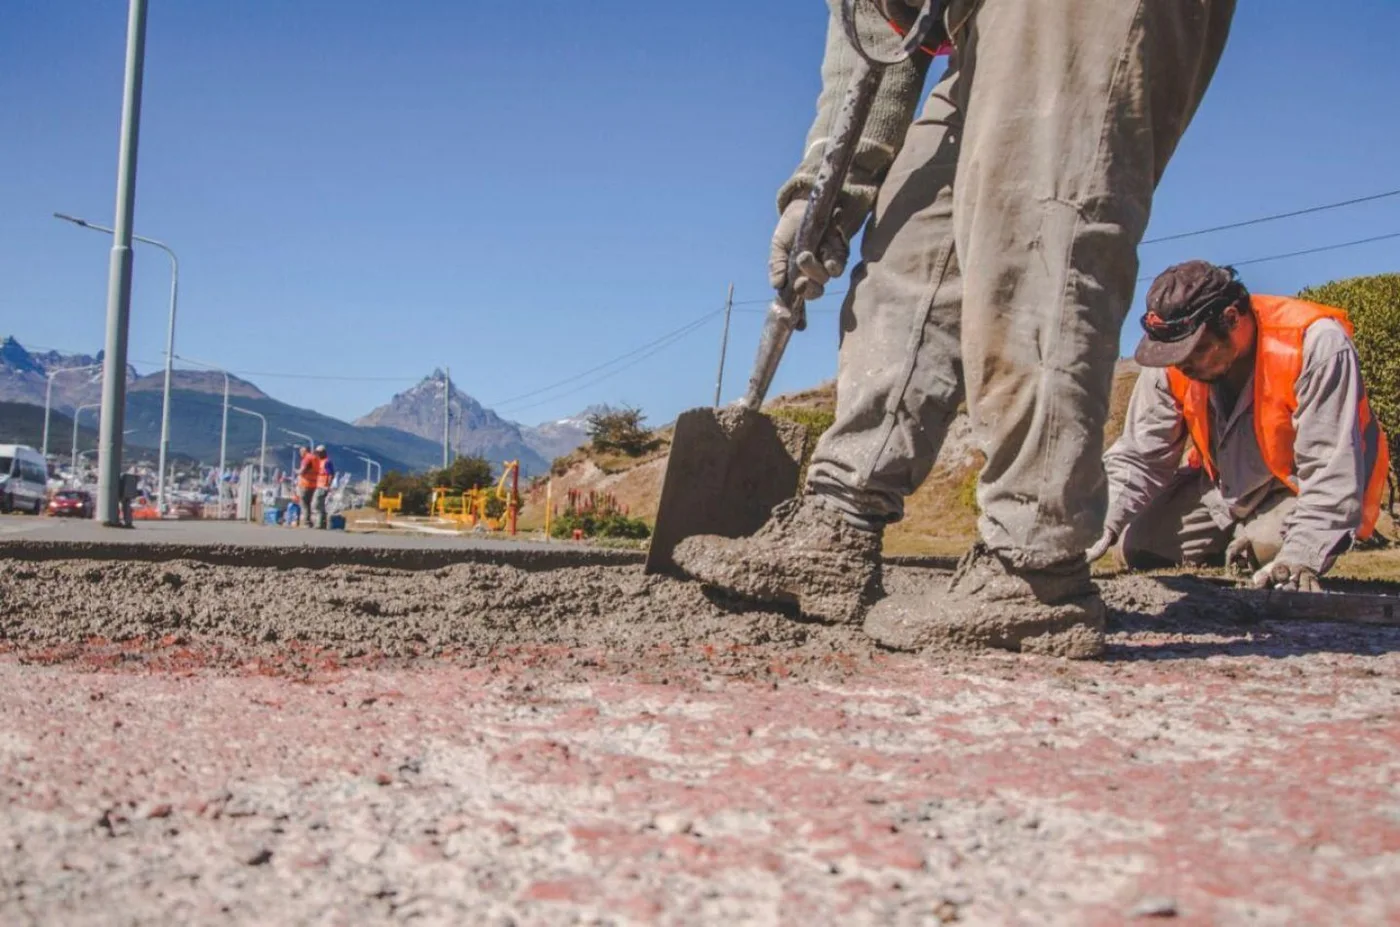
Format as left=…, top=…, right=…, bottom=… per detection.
left=673, top=0, right=1237, bottom=659
left=312, top=445, right=335, bottom=530
left=1088, top=261, right=1390, bottom=591
left=296, top=446, right=319, bottom=531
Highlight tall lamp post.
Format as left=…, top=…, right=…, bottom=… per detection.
left=55, top=212, right=178, bottom=514
left=356, top=455, right=381, bottom=488
left=175, top=355, right=230, bottom=518
left=71, top=404, right=100, bottom=473
left=93, top=0, right=149, bottom=526
left=229, top=406, right=267, bottom=484
left=42, top=363, right=103, bottom=459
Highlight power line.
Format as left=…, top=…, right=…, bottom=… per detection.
left=486, top=308, right=724, bottom=410
left=1142, top=188, right=1400, bottom=244
left=1138, top=230, right=1400, bottom=282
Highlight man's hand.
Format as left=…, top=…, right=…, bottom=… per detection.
left=1250, top=559, right=1322, bottom=593
left=1085, top=528, right=1118, bottom=563
left=1224, top=532, right=1260, bottom=576
left=770, top=200, right=851, bottom=301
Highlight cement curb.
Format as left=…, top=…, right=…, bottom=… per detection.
left=0, top=539, right=646, bottom=572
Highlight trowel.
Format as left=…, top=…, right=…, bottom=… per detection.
left=645, top=0, right=946, bottom=575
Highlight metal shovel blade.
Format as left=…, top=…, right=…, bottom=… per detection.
left=645, top=407, right=809, bottom=576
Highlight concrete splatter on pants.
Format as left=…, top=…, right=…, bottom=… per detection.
left=806, top=0, right=1236, bottom=569
left=1119, top=468, right=1294, bottom=570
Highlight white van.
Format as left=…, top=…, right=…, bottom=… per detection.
left=0, top=444, right=49, bottom=515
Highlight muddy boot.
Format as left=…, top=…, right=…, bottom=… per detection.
left=671, top=496, right=882, bottom=624
left=864, top=544, right=1105, bottom=659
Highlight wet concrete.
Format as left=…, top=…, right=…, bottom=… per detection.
left=3, top=558, right=1400, bottom=922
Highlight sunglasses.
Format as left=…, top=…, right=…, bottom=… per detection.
left=1141, top=272, right=1243, bottom=343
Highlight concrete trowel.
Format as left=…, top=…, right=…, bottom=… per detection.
left=645, top=0, right=946, bottom=575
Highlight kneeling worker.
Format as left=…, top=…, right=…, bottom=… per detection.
left=1089, top=260, right=1389, bottom=591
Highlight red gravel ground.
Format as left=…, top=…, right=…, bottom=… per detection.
left=2, top=562, right=1399, bottom=924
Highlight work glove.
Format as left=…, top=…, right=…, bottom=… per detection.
left=1250, top=559, right=1322, bottom=593
left=1085, top=528, right=1118, bottom=564
left=769, top=199, right=851, bottom=302
left=1224, top=532, right=1260, bottom=577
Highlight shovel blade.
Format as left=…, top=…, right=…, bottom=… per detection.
left=645, top=407, right=808, bottom=576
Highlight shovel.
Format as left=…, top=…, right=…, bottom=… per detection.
left=645, top=1, right=946, bottom=575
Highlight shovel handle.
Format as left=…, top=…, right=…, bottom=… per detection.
left=743, top=57, right=884, bottom=409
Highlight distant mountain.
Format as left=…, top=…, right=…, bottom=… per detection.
left=0, top=336, right=136, bottom=412
left=521, top=404, right=613, bottom=462
left=0, top=338, right=446, bottom=475
left=354, top=370, right=549, bottom=475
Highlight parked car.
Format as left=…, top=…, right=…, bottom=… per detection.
left=47, top=490, right=94, bottom=518
left=0, top=444, right=48, bottom=515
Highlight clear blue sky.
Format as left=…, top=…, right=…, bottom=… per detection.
left=2, top=1, right=1398, bottom=427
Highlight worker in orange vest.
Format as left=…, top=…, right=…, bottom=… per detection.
left=1092, top=260, right=1389, bottom=592
left=296, top=445, right=320, bottom=531
left=312, top=444, right=335, bottom=530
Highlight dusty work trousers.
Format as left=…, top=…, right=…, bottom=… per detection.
left=805, top=0, right=1236, bottom=568
left=1119, top=468, right=1295, bottom=569
left=312, top=488, right=329, bottom=530
left=300, top=487, right=316, bottom=528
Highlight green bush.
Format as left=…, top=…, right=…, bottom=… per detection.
left=1297, top=273, right=1400, bottom=485
left=587, top=407, right=659, bottom=457
left=372, top=470, right=433, bottom=515
left=550, top=510, right=651, bottom=540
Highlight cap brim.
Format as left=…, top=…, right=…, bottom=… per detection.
left=1134, top=325, right=1207, bottom=368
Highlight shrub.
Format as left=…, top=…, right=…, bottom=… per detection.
left=769, top=405, right=836, bottom=486
left=550, top=510, right=651, bottom=540
left=372, top=470, right=433, bottom=515
left=1297, top=274, right=1400, bottom=486
left=587, top=407, right=659, bottom=457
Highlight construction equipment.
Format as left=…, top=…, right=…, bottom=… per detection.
left=646, top=0, right=948, bottom=575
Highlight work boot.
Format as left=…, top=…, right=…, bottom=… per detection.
left=864, top=544, right=1105, bottom=659
left=671, top=495, right=882, bottom=624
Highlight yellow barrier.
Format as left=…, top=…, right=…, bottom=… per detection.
left=377, top=493, right=402, bottom=521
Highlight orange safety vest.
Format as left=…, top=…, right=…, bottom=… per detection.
left=298, top=451, right=320, bottom=491
left=315, top=456, right=333, bottom=490
left=1165, top=295, right=1390, bottom=539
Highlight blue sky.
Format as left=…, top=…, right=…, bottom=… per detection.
left=3, top=1, right=1398, bottom=427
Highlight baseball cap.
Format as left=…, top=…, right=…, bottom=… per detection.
left=315, top=444, right=327, bottom=452
left=1134, top=261, right=1247, bottom=368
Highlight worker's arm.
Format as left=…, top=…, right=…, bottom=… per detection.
left=777, top=0, right=932, bottom=225
left=1101, top=368, right=1190, bottom=540
left=1276, top=320, right=1368, bottom=575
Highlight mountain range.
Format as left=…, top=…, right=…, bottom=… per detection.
left=0, top=337, right=595, bottom=477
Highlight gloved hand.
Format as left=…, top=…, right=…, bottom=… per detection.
left=1224, top=532, right=1260, bottom=577
left=1250, top=559, right=1322, bottom=593
left=1085, top=528, right=1118, bottom=563
left=769, top=199, right=851, bottom=301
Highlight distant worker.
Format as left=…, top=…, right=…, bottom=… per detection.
left=118, top=471, right=140, bottom=528
left=673, top=0, right=1237, bottom=659
left=313, top=445, right=334, bottom=530
left=1088, top=261, right=1390, bottom=592
left=297, top=446, right=319, bottom=530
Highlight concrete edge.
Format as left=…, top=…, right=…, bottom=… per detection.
left=0, top=540, right=646, bottom=572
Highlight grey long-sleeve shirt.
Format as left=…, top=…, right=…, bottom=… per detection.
left=1103, top=319, right=1368, bottom=573
left=777, top=1, right=933, bottom=225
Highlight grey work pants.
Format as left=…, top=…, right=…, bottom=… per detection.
left=806, top=0, right=1236, bottom=568
left=1119, top=468, right=1294, bottom=569
left=312, top=488, right=329, bottom=530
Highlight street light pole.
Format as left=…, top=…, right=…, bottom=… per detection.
left=229, top=406, right=267, bottom=484
left=72, top=404, right=100, bottom=476
left=42, top=363, right=103, bottom=459
left=355, top=455, right=381, bottom=488
left=94, top=0, right=149, bottom=526
left=54, top=213, right=179, bottom=515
